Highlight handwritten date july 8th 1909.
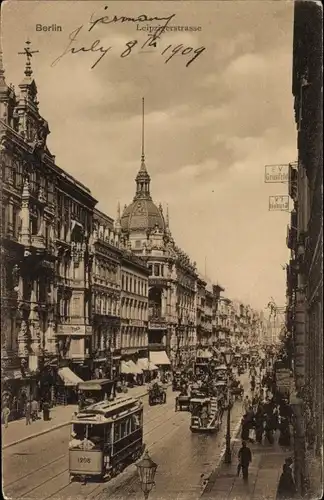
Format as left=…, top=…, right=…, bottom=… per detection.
left=51, top=7, right=206, bottom=69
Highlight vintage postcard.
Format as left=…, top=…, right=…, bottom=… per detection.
left=1, top=1, right=323, bottom=500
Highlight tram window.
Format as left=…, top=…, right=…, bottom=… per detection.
left=121, top=421, right=127, bottom=438
left=131, top=413, right=141, bottom=430
left=114, top=423, right=121, bottom=441
left=73, top=424, right=86, bottom=440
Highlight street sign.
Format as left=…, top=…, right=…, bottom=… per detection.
left=269, top=196, right=289, bottom=211
left=264, top=165, right=289, bottom=183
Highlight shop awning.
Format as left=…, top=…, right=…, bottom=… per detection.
left=137, top=358, right=159, bottom=371
left=127, top=360, right=143, bottom=374
left=58, top=367, right=83, bottom=387
left=121, top=360, right=143, bottom=374
left=149, top=351, right=171, bottom=366
left=121, top=361, right=131, bottom=374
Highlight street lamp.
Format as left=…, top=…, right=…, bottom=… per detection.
left=222, top=348, right=234, bottom=464
left=136, top=450, right=158, bottom=500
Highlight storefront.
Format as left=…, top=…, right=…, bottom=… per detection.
left=2, top=368, right=37, bottom=421
left=55, top=366, right=84, bottom=405
left=149, top=350, right=171, bottom=372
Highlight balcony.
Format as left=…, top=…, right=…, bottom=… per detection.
left=29, top=234, right=46, bottom=250
left=56, top=276, right=73, bottom=288
left=286, top=225, right=297, bottom=250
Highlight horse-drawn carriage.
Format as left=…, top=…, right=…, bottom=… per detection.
left=190, top=396, right=222, bottom=433
left=172, top=371, right=186, bottom=392
left=148, top=382, right=166, bottom=406
left=230, top=380, right=244, bottom=400
left=175, top=394, right=191, bottom=411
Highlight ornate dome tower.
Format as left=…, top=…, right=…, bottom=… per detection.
left=121, top=98, right=165, bottom=235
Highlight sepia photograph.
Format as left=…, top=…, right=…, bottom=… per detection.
left=0, top=1, right=323, bottom=499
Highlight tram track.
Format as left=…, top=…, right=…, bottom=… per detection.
left=4, top=392, right=182, bottom=500
left=3, top=398, right=170, bottom=492
left=41, top=406, right=187, bottom=500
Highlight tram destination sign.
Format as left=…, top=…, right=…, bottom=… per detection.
left=265, top=165, right=289, bottom=183
left=269, top=196, right=289, bottom=212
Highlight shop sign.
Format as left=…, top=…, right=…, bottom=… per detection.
left=129, top=320, right=144, bottom=327
left=149, top=322, right=168, bottom=330
left=265, top=165, right=289, bottom=183
left=269, top=196, right=289, bottom=211
left=57, top=324, right=92, bottom=335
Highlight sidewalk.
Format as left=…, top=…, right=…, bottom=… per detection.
left=2, top=383, right=152, bottom=449
left=202, top=433, right=293, bottom=500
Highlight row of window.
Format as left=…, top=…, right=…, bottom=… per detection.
left=94, top=296, right=119, bottom=316
left=121, top=273, right=147, bottom=296
left=148, top=263, right=165, bottom=277
left=95, top=263, right=118, bottom=283
left=121, top=301, right=148, bottom=321
left=122, top=331, right=148, bottom=348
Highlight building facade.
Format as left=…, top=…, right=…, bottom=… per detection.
left=89, top=209, right=122, bottom=380
left=286, top=1, right=323, bottom=496
left=0, top=48, right=97, bottom=404
left=119, top=248, right=149, bottom=363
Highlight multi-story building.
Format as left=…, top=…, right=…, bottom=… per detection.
left=119, top=248, right=149, bottom=365
left=0, top=46, right=97, bottom=404
left=119, top=148, right=197, bottom=367
left=196, top=275, right=207, bottom=348
left=211, top=284, right=225, bottom=347
left=54, top=172, right=96, bottom=380
left=215, top=296, right=232, bottom=348
left=89, top=209, right=122, bottom=379
left=286, top=2, right=323, bottom=496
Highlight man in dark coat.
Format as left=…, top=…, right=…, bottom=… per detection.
left=238, top=441, right=252, bottom=481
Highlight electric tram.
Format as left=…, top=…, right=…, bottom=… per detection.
left=69, top=396, right=145, bottom=483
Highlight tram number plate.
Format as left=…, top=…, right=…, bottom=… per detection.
left=70, top=451, right=103, bottom=472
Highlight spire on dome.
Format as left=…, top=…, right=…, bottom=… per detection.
left=166, top=204, right=170, bottom=228
left=134, top=97, right=152, bottom=201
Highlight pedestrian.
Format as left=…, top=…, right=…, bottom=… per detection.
left=2, top=405, right=11, bottom=428
left=42, top=401, right=50, bottom=421
left=276, top=461, right=297, bottom=499
left=265, top=413, right=274, bottom=444
left=242, top=395, right=251, bottom=414
left=278, top=416, right=291, bottom=447
left=254, top=407, right=264, bottom=444
left=238, top=440, right=252, bottom=482
left=241, top=415, right=250, bottom=441
left=25, top=401, right=32, bottom=425
left=31, top=398, right=39, bottom=421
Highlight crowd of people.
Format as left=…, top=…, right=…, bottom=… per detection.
left=234, top=354, right=297, bottom=500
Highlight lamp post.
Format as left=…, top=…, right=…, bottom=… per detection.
left=136, top=450, right=158, bottom=500
left=222, top=348, right=234, bottom=464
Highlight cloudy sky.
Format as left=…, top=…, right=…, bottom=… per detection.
left=2, top=0, right=296, bottom=311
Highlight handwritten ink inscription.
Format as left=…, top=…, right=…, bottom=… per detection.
left=51, top=7, right=206, bottom=69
